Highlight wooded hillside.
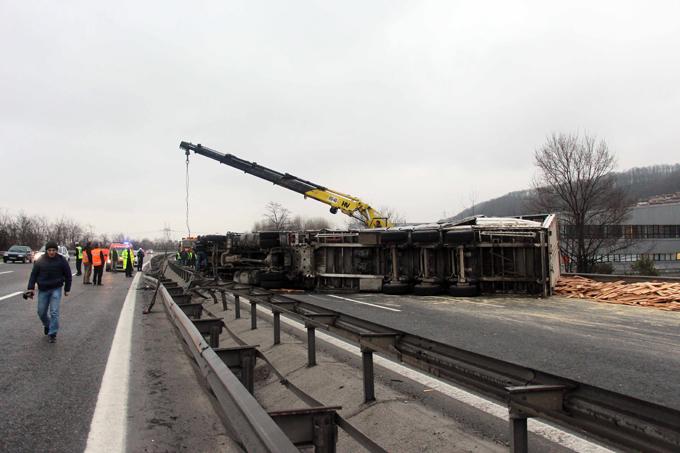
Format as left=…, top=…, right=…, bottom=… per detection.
left=448, top=164, right=680, bottom=220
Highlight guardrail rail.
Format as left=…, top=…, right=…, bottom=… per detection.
left=163, top=258, right=680, bottom=453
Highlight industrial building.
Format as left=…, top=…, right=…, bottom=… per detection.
left=592, top=200, right=680, bottom=274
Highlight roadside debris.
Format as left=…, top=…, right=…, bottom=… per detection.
left=556, top=275, right=680, bottom=311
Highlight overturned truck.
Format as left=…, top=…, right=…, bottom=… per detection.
left=192, top=214, right=559, bottom=297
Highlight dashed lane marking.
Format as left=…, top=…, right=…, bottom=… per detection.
left=0, top=271, right=14, bottom=275
left=84, top=272, right=140, bottom=453
left=328, top=294, right=402, bottom=312
left=0, top=291, right=22, bottom=301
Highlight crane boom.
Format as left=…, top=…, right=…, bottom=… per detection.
left=179, top=141, right=391, bottom=228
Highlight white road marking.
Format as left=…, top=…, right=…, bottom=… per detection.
left=84, top=272, right=141, bottom=453
left=0, top=271, right=14, bottom=275
left=0, top=291, right=22, bottom=301
left=251, top=301, right=613, bottom=453
left=328, top=294, right=402, bottom=312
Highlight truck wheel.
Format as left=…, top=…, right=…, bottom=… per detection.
left=413, top=284, right=444, bottom=296
left=448, top=285, right=480, bottom=297
left=260, top=280, right=283, bottom=289
left=260, top=271, right=285, bottom=282
left=382, top=282, right=410, bottom=295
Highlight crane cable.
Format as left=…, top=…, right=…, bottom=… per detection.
left=185, top=150, right=191, bottom=237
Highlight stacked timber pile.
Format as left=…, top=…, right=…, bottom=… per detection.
left=555, top=275, right=680, bottom=311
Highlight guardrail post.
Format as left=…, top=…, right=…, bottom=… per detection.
left=220, top=290, right=228, bottom=311
left=273, top=310, right=281, bottom=345
left=361, top=347, right=375, bottom=403
left=209, top=324, right=221, bottom=348
left=234, top=294, right=241, bottom=319
left=251, top=301, right=258, bottom=330
left=306, top=324, right=316, bottom=367
left=509, top=411, right=528, bottom=453
left=505, top=385, right=566, bottom=453
left=268, top=407, right=340, bottom=453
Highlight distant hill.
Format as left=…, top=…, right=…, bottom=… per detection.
left=445, top=163, right=680, bottom=221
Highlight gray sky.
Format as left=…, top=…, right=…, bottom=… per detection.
left=2, top=1, right=679, bottom=239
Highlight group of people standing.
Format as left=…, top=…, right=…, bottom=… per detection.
left=177, top=244, right=207, bottom=271
left=74, top=243, right=144, bottom=284
left=75, top=242, right=105, bottom=285
left=28, top=240, right=147, bottom=343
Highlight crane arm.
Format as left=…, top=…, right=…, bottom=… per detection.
left=179, top=141, right=391, bottom=228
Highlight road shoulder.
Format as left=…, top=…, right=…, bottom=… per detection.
left=125, top=284, right=241, bottom=452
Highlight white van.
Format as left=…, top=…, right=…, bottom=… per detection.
left=34, top=245, right=70, bottom=262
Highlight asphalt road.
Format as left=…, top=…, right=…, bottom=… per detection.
left=0, top=260, right=133, bottom=453
left=0, top=260, right=238, bottom=453
left=290, top=291, right=680, bottom=411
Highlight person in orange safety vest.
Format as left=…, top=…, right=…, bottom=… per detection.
left=91, top=243, right=105, bottom=286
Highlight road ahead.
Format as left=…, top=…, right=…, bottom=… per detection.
left=291, top=291, right=680, bottom=411
left=0, top=260, right=235, bottom=453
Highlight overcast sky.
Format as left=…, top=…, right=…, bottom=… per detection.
left=2, top=1, right=679, bottom=239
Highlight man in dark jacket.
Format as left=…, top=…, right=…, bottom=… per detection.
left=27, top=241, right=72, bottom=343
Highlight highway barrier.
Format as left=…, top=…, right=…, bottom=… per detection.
left=165, top=258, right=680, bottom=453
left=148, top=256, right=388, bottom=452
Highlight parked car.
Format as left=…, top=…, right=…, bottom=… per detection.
left=3, top=245, right=34, bottom=263
left=33, top=245, right=70, bottom=262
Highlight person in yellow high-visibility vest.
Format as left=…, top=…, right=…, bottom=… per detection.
left=122, top=247, right=134, bottom=277
left=75, top=243, right=83, bottom=276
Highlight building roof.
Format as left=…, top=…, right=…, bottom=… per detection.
left=624, top=202, right=680, bottom=225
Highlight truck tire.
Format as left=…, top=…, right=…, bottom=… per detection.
left=445, top=230, right=475, bottom=245
left=380, top=231, right=409, bottom=244
left=448, top=285, right=480, bottom=297
left=413, top=284, right=444, bottom=296
left=411, top=230, right=441, bottom=244
left=260, top=271, right=285, bottom=282
left=260, top=280, right=283, bottom=289
left=382, top=282, right=411, bottom=295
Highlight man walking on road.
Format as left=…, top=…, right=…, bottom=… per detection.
left=75, top=242, right=83, bottom=276
left=26, top=241, right=72, bottom=343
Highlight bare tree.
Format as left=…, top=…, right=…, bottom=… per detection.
left=533, top=132, right=631, bottom=272
left=255, top=202, right=291, bottom=231
left=288, top=215, right=332, bottom=230
left=303, top=217, right=332, bottom=230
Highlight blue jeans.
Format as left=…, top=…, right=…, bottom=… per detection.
left=37, top=287, right=62, bottom=336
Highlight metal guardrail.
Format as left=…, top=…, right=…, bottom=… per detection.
left=160, top=258, right=389, bottom=452
left=165, top=260, right=680, bottom=453
left=564, top=272, right=680, bottom=283
left=146, top=259, right=299, bottom=453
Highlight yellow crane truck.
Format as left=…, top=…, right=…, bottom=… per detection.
left=179, top=141, right=392, bottom=228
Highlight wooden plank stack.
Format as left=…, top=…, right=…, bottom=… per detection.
left=555, top=275, right=680, bottom=311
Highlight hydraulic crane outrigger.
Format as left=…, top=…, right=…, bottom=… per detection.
left=179, top=141, right=392, bottom=228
